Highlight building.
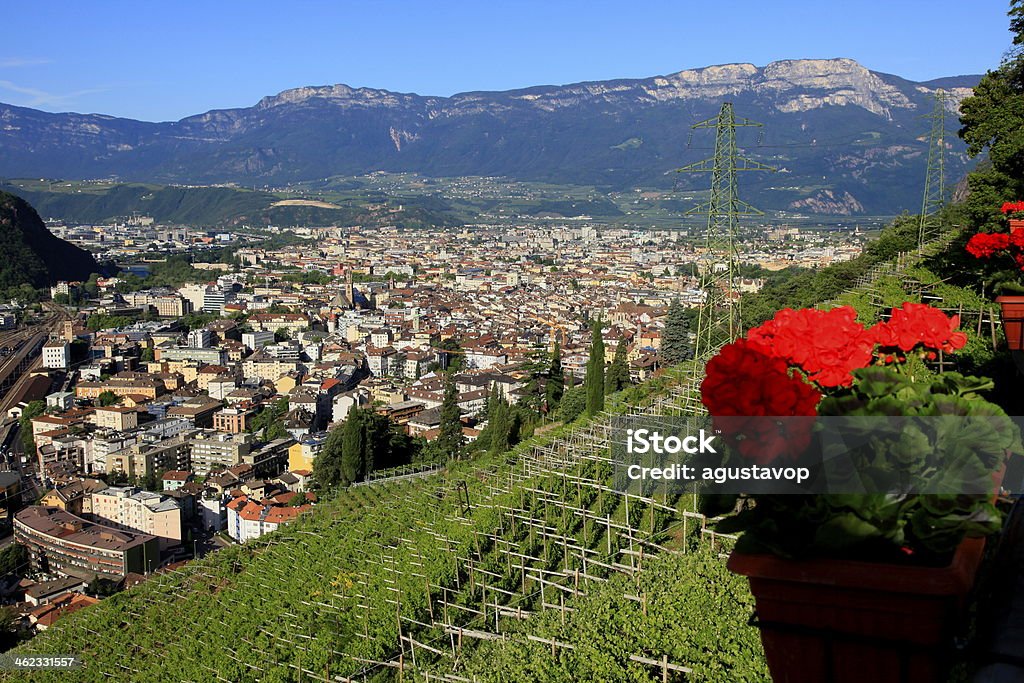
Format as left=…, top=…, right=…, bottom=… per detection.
left=226, top=494, right=313, bottom=543
left=157, top=346, right=228, bottom=366
left=14, top=506, right=159, bottom=579
left=90, top=486, right=184, bottom=549
left=42, top=341, right=71, bottom=370
left=241, top=331, right=275, bottom=351
left=213, top=406, right=254, bottom=434
left=203, top=288, right=226, bottom=314
left=187, top=328, right=214, bottom=349
left=288, top=435, right=326, bottom=472
left=0, top=471, right=23, bottom=521
left=188, top=431, right=252, bottom=475
left=161, top=471, right=193, bottom=491
left=93, top=406, right=139, bottom=432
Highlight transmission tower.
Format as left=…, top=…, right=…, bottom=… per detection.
left=676, top=102, right=774, bottom=362
left=918, top=89, right=948, bottom=252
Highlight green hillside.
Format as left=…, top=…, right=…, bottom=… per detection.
left=0, top=191, right=100, bottom=291
left=0, top=181, right=463, bottom=229
left=4, top=366, right=766, bottom=682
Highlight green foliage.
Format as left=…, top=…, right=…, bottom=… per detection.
left=556, top=386, right=588, bottom=423
left=585, top=321, right=605, bottom=416
left=315, top=407, right=416, bottom=487
left=604, top=338, right=631, bottom=394
left=487, top=384, right=511, bottom=455
left=439, top=337, right=464, bottom=371
left=707, top=367, right=1021, bottom=560
left=0, top=544, right=27, bottom=578
left=86, top=313, right=137, bottom=332
left=19, top=399, right=45, bottom=453
left=436, top=372, right=465, bottom=460
left=96, top=391, right=121, bottom=407
left=661, top=298, right=692, bottom=365
left=456, top=551, right=767, bottom=682
left=0, top=191, right=99, bottom=290
left=248, top=398, right=289, bottom=441
left=544, top=342, right=565, bottom=409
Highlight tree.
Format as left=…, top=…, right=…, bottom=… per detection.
left=340, top=409, right=368, bottom=484
left=556, top=386, right=587, bottom=423
left=439, top=338, right=464, bottom=371
left=585, top=320, right=605, bottom=416
left=605, top=338, right=631, bottom=394
left=661, top=298, right=693, bottom=366
left=435, top=372, right=464, bottom=460
left=314, top=407, right=413, bottom=488
left=140, top=347, right=155, bottom=363
left=0, top=545, right=26, bottom=578
left=488, top=383, right=511, bottom=455
left=19, top=400, right=45, bottom=453
left=274, top=327, right=291, bottom=343
left=97, top=391, right=121, bottom=407
left=544, top=342, right=565, bottom=410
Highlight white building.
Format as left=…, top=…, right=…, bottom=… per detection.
left=42, top=341, right=71, bottom=370
left=241, top=331, right=275, bottom=351
left=90, top=486, right=184, bottom=549
left=187, top=328, right=214, bottom=348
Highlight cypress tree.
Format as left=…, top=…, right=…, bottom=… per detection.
left=605, top=337, right=631, bottom=394
left=585, top=320, right=605, bottom=416
left=661, top=298, right=692, bottom=366
left=340, top=408, right=367, bottom=484
left=544, top=341, right=565, bottom=409
left=489, top=384, right=510, bottom=455
left=436, top=372, right=464, bottom=460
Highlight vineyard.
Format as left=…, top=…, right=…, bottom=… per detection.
left=2, top=363, right=767, bottom=682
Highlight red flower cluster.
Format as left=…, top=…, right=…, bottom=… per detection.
left=747, top=306, right=874, bottom=387
left=701, top=339, right=822, bottom=419
left=870, top=302, right=968, bottom=354
left=967, top=232, right=1011, bottom=258
left=701, top=339, right=821, bottom=463
left=965, top=229, right=1024, bottom=272
left=1000, top=201, right=1024, bottom=214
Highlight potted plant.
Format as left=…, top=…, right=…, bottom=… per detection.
left=699, top=303, right=1021, bottom=683
left=966, top=201, right=1024, bottom=349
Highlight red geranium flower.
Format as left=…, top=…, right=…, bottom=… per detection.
left=1000, top=201, right=1024, bottom=214
left=966, top=232, right=1011, bottom=259
left=701, top=338, right=821, bottom=464
left=746, top=306, right=874, bottom=387
left=870, top=303, right=968, bottom=354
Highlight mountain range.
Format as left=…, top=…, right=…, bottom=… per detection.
left=0, top=58, right=980, bottom=215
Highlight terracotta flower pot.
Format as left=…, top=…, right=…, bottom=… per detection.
left=1008, top=218, right=1024, bottom=231
left=728, top=537, right=985, bottom=683
left=996, top=295, right=1024, bottom=351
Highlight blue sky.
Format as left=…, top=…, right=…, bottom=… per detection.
left=0, top=1, right=1013, bottom=122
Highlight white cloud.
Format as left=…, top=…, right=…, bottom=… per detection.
left=0, top=79, right=111, bottom=108
left=0, top=57, right=54, bottom=68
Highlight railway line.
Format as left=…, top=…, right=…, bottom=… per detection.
left=0, top=304, right=71, bottom=415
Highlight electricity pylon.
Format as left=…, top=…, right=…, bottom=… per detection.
left=676, top=102, right=774, bottom=363
left=918, top=89, right=948, bottom=252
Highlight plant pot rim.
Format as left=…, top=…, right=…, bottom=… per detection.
left=727, top=536, right=985, bottom=596
left=996, top=295, right=1024, bottom=303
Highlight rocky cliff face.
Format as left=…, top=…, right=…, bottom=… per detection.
left=0, top=58, right=980, bottom=214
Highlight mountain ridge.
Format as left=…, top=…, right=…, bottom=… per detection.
left=0, top=58, right=981, bottom=214
left=0, top=191, right=100, bottom=290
